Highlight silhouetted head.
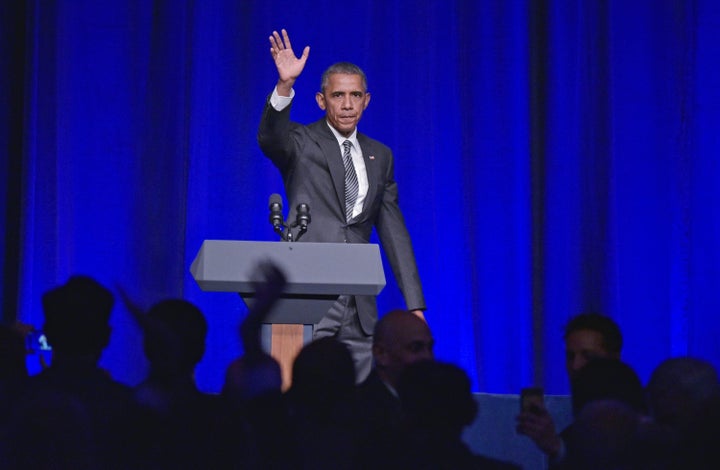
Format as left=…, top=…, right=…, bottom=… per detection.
left=41, top=276, right=114, bottom=358
left=564, top=313, right=622, bottom=380
left=373, top=309, right=434, bottom=388
left=223, top=353, right=282, bottom=403
left=289, top=337, right=355, bottom=409
left=571, top=357, right=645, bottom=416
left=142, top=299, right=208, bottom=375
left=646, top=356, right=720, bottom=428
left=397, top=360, right=478, bottom=437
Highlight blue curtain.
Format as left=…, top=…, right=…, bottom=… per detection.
left=2, top=0, right=719, bottom=394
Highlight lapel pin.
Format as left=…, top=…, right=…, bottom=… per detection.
left=369, top=155, right=375, bottom=160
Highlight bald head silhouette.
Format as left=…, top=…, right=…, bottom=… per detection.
left=373, top=309, right=434, bottom=388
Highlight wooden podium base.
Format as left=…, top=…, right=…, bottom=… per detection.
left=267, top=324, right=307, bottom=390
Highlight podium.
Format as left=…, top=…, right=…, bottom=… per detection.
left=190, top=240, right=386, bottom=387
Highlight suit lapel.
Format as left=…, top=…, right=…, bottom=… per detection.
left=309, top=120, right=346, bottom=214
left=309, top=121, right=382, bottom=224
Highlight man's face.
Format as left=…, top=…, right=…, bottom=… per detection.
left=565, top=329, right=616, bottom=380
left=376, top=319, right=434, bottom=386
left=315, top=73, right=370, bottom=137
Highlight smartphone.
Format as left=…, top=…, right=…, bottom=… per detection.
left=26, top=330, right=53, bottom=354
left=520, top=387, right=545, bottom=414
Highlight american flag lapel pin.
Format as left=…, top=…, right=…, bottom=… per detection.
left=369, top=155, right=375, bottom=160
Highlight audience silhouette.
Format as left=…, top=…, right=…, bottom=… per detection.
left=0, top=322, right=29, bottom=424
left=128, top=298, right=236, bottom=469
left=645, top=356, right=720, bottom=470
left=2, top=276, right=135, bottom=469
left=223, top=261, right=285, bottom=405
left=393, top=360, right=520, bottom=469
left=222, top=261, right=291, bottom=469
left=285, top=337, right=363, bottom=469
left=570, top=356, right=645, bottom=416
left=3, top=274, right=720, bottom=469
left=562, top=357, right=646, bottom=469
left=0, top=322, right=31, bottom=464
left=568, top=399, right=643, bottom=470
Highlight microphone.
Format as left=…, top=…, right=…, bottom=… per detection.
left=268, top=193, right=288, bottom=240
left=295, top=203, right=311, bottom=241
left=296, top=203, right=310, bottom=230
left=268, top=194, right=284, bottom=229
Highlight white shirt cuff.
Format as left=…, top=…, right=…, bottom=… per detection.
left=270, top=86, right=294, bottom=111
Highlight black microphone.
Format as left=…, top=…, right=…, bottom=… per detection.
left=296, top=203, right=310, bottom=231
left=268, top=194, right=284, bottom=230
left=294, top=203, right=311, bottom=241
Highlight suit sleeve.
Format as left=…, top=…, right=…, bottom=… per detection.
left=374, top=152, right=426, bottom=311
left=257, top=98, right=299, bottom=172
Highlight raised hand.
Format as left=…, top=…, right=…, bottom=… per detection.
left=516, top=407, right=562, bottom=457
left=269, top=29, right=310, bottom=94
left=240, top=261, right=287, bottom=357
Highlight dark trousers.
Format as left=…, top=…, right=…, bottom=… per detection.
left=313, top=295, right=373, bottom=383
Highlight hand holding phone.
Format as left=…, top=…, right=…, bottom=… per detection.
left=520, top=387, right=545, bottom=414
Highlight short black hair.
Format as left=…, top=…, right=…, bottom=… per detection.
left=320, top=62, right=368, bottom=92
left=563, top=313, right=623, bottom=355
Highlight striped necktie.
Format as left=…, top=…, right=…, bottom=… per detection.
left=342, top=140, right=359, bottom=222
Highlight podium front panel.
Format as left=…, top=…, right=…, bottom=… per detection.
left=191, top=240, right=386, bottom=296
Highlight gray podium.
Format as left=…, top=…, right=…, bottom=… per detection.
left=190, top=240, right=386, bottom=387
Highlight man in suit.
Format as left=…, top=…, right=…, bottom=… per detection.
left=257, top=29, right=426, bottom=382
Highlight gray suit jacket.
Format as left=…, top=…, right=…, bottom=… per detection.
left=257, top=99, right=425, bottom=333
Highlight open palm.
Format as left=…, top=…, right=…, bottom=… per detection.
left=269, top=29, right=310, bottom=83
